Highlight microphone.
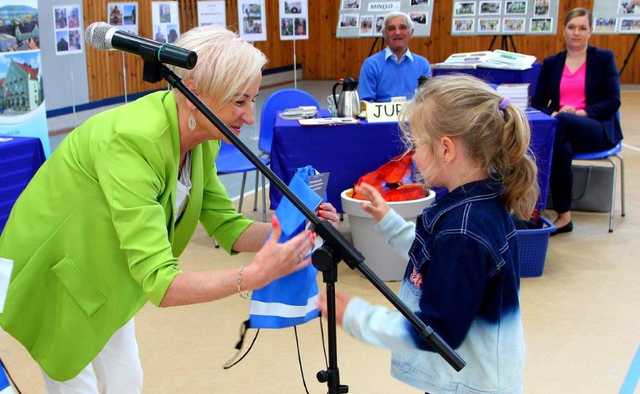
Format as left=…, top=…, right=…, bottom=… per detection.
left=85, top=22, right=197, bottom=70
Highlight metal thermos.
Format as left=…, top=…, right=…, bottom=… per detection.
left=332, top=77, right=360, bottom=118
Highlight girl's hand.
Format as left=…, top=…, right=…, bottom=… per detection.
left=318, top=289, right=352, bottom=326
left=575, top=109, right=587, bottom=117
left=355, top=182, right=389, bottom=223
left=317, top=202, right=340, bottom=227
left=248, top=215, right=315, bottom=289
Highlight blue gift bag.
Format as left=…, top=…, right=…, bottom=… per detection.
left=248, top=166, right=323, bottom=329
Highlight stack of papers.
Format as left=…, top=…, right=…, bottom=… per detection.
left=298, top=117, right=359, bottom=126
left=496, top=83, right=529, bottom=112
left=280, top=106, right=318, bottom=119
left=433, top=50, right=537, bottom=71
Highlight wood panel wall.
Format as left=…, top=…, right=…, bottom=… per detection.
left=84, top=0, right=640, bottom=102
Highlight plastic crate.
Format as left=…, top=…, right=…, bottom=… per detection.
left=516, top=216, right=556, bottom=277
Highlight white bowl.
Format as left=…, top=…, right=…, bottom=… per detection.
left=340, top=188, right=436, bottom=281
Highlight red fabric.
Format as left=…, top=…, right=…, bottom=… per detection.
left=352, top=151, right=427, bottom=201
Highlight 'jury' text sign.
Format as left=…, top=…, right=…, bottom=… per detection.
left=363, top=100, right=406, bottom=123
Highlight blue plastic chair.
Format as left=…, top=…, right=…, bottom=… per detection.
left=215, top=141, right=269, bottom=221
left=258, top=88, right=321, bottom=157
left=573, top=141, right=625, bottom=232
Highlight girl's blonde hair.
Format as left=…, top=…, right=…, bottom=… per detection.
left=170, top=26, right=267, bottom=105
left=401, top=75, right=539, bottom=219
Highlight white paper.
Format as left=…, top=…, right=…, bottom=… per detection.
left=197, top=0, right=226, bottom=27
left=238, top=0, right=267, bottom=42
left=152, top=1, right=181, bottom=44
left=53, top=4, right=83, bottom=56
left=107, top=2, right=138, bottom=35
left=279, top=0, right=309, bottom=40
left=0, top=258, right=14, bottom=313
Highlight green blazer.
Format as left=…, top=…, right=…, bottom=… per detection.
left=0, top=91, right=252, bottom=380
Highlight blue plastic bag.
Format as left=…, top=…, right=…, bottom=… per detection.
left=248, top=166, right=323, bottom=328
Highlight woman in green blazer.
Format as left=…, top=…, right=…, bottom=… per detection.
left=0, top=26, right=337, bottom=392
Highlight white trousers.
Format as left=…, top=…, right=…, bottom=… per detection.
left=42, top=319, right=143, bottom=394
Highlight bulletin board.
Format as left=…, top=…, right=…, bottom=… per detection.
left=336, top=0, right=434, bottom=38
left=450, top=0, right=560, bottom=36
left=592, top=0, right=640, bottom=34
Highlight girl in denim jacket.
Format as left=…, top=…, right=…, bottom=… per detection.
left=319, top=75, right=538, bottom=394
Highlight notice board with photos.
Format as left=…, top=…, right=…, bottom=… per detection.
left=592, top=0, right=640, bottom=34
left=336, top=0, right=434, bottom=38
left=450, top=0, right=560, bottom=36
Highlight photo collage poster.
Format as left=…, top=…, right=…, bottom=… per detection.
left=53, top=4, right=83, bottom=56
left=0, top=0, right=50, bottom=155
left=238, top=0, right=267, bottom=41
left=593, top=0, right=640, bottom=34
left=279, top=0, right=309, bottom=40
left=197, top=0, right=226, bottom=27
left=336, top=0, right=434, bottom=38
left=107, top=2, right=139, bottom=34
left=152, top=1, right=181, bottom=44
left=450, top=0, right=559, bottom=36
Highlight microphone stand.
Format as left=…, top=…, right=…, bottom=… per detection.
left=143, top=61, right=466, bottom=394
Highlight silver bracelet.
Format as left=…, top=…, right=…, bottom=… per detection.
left=236, top=265, right=250, bottom=299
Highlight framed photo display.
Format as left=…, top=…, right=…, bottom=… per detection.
left=593, top=0, right=640, bottom=34
left=451, top=0, right=560, bottom=36
left=336, top=0, right=434, bottom=38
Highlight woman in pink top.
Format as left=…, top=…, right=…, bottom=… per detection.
left=532, top=8, right=622, bottom=235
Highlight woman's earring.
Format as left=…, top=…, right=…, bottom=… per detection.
left=188, top=114, right=197, bottom=131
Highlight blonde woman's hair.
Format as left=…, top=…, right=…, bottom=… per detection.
left=401, top=75, right=539, bottom=219
left=170, top=26, right=267, bottom=105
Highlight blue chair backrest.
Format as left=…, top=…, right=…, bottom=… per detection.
left=259, top=89, right=320, bottom=155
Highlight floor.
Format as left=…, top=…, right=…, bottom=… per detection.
left=1, top=84, right=639, bottom=393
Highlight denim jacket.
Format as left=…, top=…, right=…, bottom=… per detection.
left=343, top=179, right=524, bottom=394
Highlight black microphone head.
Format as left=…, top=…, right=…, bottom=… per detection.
left=85, top=22, right=114, bottom=50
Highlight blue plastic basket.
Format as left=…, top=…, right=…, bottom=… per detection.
left=516, top=216, right=556, bottom=277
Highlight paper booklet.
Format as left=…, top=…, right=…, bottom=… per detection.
left=433, top=50, right=537, bottom=71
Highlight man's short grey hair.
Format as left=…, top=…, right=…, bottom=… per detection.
left=170, top=26, right=267, bottom=106
left=383, top=11, right=414, bottom=32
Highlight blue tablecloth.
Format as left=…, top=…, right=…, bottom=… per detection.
left=433, top=64, right=541, bottom=99
left=0, top=135, right=45, bottom=233
left=270, top=110, right=555, bottom=213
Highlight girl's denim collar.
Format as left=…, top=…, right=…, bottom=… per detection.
left=421, top=179, right=503, bottom=231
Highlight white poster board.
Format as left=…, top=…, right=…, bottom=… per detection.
left=279, top=0, right=309, bottom=40
left=238, top=0, right=268, bottom=41
left=197, top=0, right=226, bottom=27
left=450, top=0, right=560, bottom=36
left=107, top=2, right=138, bottom=34
left=53, top=4, right=83, bottom=55
left=593, top=0, right=640, bottom=34
left=152, top=1, right=181, bottom=43
left=336, top=0, right=434, bottom=38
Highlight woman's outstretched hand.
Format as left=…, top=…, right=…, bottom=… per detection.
left=248, top=214, right=315, bottom=289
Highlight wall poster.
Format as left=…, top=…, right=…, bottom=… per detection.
left=279, top=0, right=309, bottom=40
left=197, top=0, right=226, bottom=27
left=238, top=0, right=267, bottom=41
left=107, top=2, right=139, bottom=34
left=152, top=1, right=181, bottom=43
left=53, top=4, right=83, bottom=55
left=0, top=0, right=49, bottom=155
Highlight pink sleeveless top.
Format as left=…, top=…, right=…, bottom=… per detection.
left=559, top=62, right=587, bottom=110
